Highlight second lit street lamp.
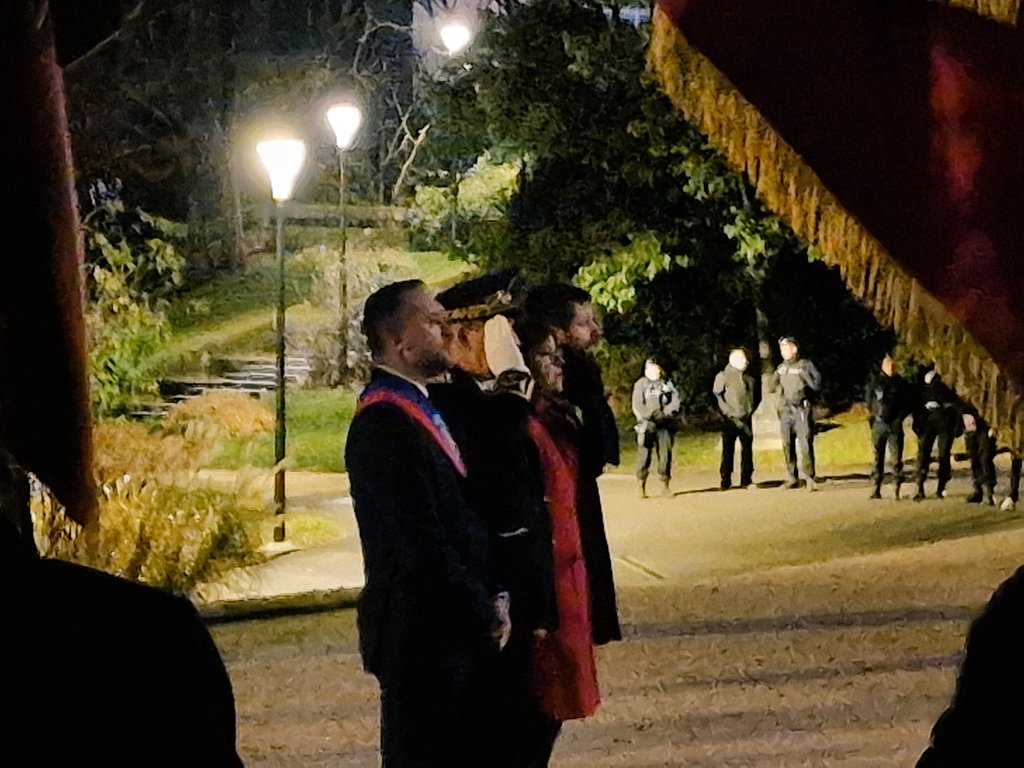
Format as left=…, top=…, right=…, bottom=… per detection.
left=325, top=103, right=363, bottom=377
left=256, top=137, right=306, bottom=542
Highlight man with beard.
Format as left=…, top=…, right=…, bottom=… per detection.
left=345, top=280, right=511, bottom=767
left=429, top=272, right=559, bottom=767
left=523, top=284, right=621, bottom=646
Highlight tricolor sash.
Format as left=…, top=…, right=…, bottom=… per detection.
left=358, top=388, right=468, bottom=477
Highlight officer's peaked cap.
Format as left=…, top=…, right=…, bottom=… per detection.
left=437, top=270, right=524, bottom=321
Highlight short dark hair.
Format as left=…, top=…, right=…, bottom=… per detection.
left=361, top=280, right=425, bottom=356
left=522, top=283, right=591, bottom=334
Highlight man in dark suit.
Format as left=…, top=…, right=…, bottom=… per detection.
left=345, top=280, right=511, bottom=767
left=522, top=284, right=621, bottom=646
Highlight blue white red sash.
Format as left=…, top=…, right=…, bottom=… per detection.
left=358, top=385, right=467, bottom=477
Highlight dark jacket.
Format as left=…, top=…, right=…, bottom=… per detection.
left=430, top=368, right=557, bottom=632
left=913, top=373, right=959, bottom=437
left=865, top=372, right=910, bottom=425
left=0, top=534, right=242, bottom=767
left=771, top=357, right=821, bottom=409
left=713, top=365, right=759, bottom=421
left=632, top=376, right=682, bottom=432
left=560, top=347, right=621, bottom=644
left=345, top=370, right=495, bottom=675
left=562, top=346, right=620, bottom=479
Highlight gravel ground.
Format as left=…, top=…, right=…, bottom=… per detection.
left=212, top=473, right=1024, bottom=766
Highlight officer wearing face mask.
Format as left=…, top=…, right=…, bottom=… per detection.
left=712, top=348, right=760, bottom=490
left=632, top=359, right=682, bottom=498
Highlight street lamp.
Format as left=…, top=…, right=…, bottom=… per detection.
left=439, top=21, right=472, bottom=57
left=325, top=103, right=363, bottom=378
left=256, top=137, right=306, bottom=542
left=437, top=19, right=474, bottom=244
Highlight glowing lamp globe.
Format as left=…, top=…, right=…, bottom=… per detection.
left=439, top=22, right=472, bottom=56
left=326, top=104, right=363, bottom=150
left=256, top=139, right=306, bottom=202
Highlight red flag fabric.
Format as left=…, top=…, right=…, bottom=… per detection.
left=653, top=0, right=1024, bottom=444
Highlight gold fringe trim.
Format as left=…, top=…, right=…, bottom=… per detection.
left=650, top=7, right=1024, bottom=449
left=927, top=0, right=1021, bottom=26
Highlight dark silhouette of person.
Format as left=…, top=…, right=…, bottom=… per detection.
left=918, top=565, right=1024, bottom=767
left=0, top=457, right=242, bottom=766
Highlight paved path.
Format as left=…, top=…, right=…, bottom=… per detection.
left=204, top=467, right=1024, bottom=766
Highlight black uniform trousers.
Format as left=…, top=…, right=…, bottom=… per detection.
left=917, top=410, right=955, bottom=494
left=966, top=429, right=997, bottom=497
left=720, top=417, right=754, bottom=488
left=636, top=426, right=674, bottom=481
left=780, top=402, right=815, bottom=481
left=870, top=417, right=905, bottom=489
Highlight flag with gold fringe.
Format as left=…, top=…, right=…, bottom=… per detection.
left=652, top=0, right=1024, bottom=449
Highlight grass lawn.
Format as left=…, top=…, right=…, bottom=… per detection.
left=212, top=387, right=357, bottom=473
left=209, top=391, right=949, bottom=480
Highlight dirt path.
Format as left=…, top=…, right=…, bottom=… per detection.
left=212, top=470, right=1024, bottom=766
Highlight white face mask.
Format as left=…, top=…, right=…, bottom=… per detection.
left=729, top=350, right=748, bottom=371
left=644, top=363, right=661, bottom=381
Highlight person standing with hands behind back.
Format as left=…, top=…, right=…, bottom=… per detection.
left=772, top=336, right=822, bottom=491
left=632, top=359, right=682, bottom=498
left=713, top=348, right=759, bottom=490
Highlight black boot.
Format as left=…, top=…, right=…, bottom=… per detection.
left=967, top=487, right=983, bottom=504
left=913, top=484, right=926, bottom=501
left=869, top=483, right=882, bottom=500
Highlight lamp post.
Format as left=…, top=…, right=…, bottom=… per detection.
left=438, top=20, right=474, bottom=245
left=256, top=138, right=306, bottom=542
left=325, top=103, right=363, bottom=378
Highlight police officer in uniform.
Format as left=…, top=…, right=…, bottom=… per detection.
left=631, top=359, right=682, bottom=498
left=772, top=336, right=822, bottom=490
left=912, top=365, right=959, bottom=501
left=712, top=348, right=759, bottom=490
left=866, top=354, right=911, bottom=499
left=961, top=401, right=997, bottom=506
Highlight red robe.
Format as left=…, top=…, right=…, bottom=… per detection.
left=527, top=401, right=601, bottom=721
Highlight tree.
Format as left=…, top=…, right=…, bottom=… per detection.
left=65, top=0, right=426, bottom=269
left=420, top=0, right=891, bottom=411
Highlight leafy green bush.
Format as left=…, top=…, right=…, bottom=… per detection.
left=83, top=187, right=186, bottom=416
left=34, top=420, right=264, bottom=594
